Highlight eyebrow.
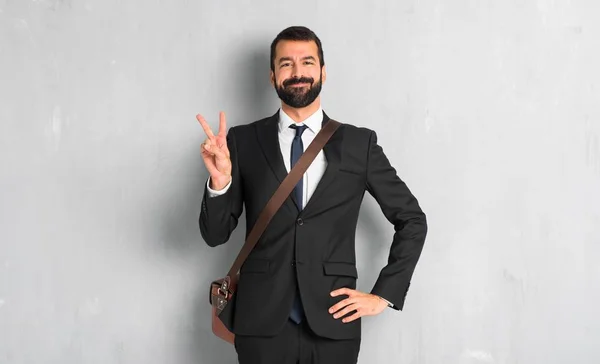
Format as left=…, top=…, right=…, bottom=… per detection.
left=278, top=56, right=316, bottom=64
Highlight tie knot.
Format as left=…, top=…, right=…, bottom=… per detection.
left=289, top=124, right=308, bottom=137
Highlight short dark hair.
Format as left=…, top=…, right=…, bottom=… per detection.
left=270, top=26, right=325, bottom=71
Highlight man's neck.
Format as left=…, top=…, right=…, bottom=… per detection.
left=280, top=99, right=321, bottom=123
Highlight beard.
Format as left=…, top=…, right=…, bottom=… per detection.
left=274, top=72, right=322, bottom=108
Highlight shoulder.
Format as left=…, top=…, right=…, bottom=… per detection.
left=328, top=119, right=380, bottom=165
left=330, top=118, right=377, bottom=144
left=227, top=114, right=275, bottom=136
left=225, top=115, right=272, bottom=143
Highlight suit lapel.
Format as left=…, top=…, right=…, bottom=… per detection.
left=256, top=111, right=289, bottom=185
left=302, top=111, right=343, bottom=212
left=255, top=110, right=343, bottom=213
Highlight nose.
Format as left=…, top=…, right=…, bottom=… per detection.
left=291, top=63, right=303, bottom=78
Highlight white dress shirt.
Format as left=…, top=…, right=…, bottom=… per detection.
left=204, top=107, right=393, bottom=309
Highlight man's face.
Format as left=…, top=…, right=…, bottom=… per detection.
left=271, top=40, right=326, bottom=108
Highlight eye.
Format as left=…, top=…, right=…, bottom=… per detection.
left=304, top=61, right=314, bottom=65
left=280, top=62, right=291, bottom=68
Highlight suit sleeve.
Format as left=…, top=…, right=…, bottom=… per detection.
left=198, top=127, right=244, bottom=247
left=365, top=130, right=427, bottom=310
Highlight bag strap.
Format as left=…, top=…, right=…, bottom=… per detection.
left=225, top=119, right=341, bottom=280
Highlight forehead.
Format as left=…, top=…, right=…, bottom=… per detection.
left=275, top=40, right=319, bottom=61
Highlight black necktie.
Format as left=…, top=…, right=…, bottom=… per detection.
left=289, top=124, right=308, bottom=323
left=289, top=124, right=308, bottom=208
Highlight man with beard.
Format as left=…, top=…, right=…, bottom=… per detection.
left=196, top=26, right=427, bottom=364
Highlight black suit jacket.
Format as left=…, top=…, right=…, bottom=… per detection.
left=199, top=110, right=427, bottom=340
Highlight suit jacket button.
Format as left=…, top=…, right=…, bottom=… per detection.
left=297, top=218, right=304, bottom=226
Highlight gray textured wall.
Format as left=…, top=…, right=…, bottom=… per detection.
left=1, top=0, right=599, bottom=363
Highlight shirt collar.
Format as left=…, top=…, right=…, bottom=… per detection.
left=278, top=107, right=323, bottom=134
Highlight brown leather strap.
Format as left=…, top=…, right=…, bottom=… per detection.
left=225, top=119, right=341, bottom=281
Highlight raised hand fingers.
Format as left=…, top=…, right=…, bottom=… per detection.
left=218, top=111, right=227, bottom=137
left=196, top=114, right=216, bottom=141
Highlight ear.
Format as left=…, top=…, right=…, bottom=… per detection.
left=270, top=70, right=275, bottom=86
left=321, top=65, right=327, bottom=84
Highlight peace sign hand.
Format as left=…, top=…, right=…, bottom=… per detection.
left=196, top=111, right=232, bottom=191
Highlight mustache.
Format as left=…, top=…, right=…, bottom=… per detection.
left=282, top=77, right=314, bottom=88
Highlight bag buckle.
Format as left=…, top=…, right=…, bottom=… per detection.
left=213, top=276, right=231, bottom=313
left=217, top=276, right=231, bottom=299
